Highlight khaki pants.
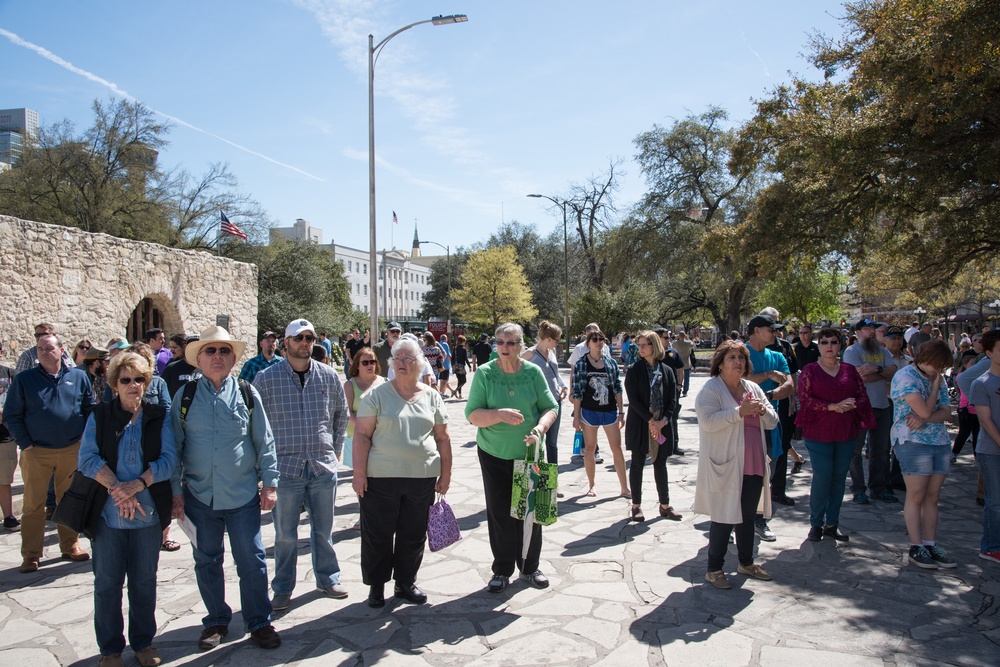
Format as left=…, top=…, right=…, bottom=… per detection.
left=19, top=443, right=81, bottom=559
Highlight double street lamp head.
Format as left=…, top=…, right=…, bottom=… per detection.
left=432, top=14, right=468, bottom=25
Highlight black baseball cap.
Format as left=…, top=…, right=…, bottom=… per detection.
left=747, top=315, right=782, bottom=332
left=885, top=325, right=905, bottom=338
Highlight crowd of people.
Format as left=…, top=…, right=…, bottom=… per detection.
left=0, top=312, right=998, bottom=665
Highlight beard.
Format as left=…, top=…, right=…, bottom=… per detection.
left=861, top=335, right=881, bottom=355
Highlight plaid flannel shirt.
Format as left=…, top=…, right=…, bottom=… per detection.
left=571, top=353, right=623, bottom=401
left=252, top=358, right=349, bottom=480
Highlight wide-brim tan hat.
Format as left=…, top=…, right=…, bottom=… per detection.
left=185, top=325, right=247, bottom=365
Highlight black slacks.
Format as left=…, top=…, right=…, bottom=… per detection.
left=707, top=475, right=764, bottom=571
left=359, top=476, right=436, bottom=587
left=629, top=445, right=670, bottom=506
left=478, top=447, right=542, bottom=577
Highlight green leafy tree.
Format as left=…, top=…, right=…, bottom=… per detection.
left=753, top=255, right=846, bottom=325
left=738, top=0, right=1000, bottom=288
left=452, top=247, right=538, bottom=329
left=572, top=280, right=659, bottom=338
left=419, top=249, right=469, bottom=321
left=222, top=237, right=351, bottom=334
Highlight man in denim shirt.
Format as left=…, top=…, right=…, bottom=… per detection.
left=253, top=318, right=350, bottom=611
left=169, top=326, right=280, bottom=651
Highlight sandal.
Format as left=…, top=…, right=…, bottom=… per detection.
left=620, top=491, right=632, bottom=500
left=585, top=488, right=597, bottom=497
left=161, top=540, right=181, bottom=552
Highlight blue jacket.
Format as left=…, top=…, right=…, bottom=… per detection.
left=4, top=363, right=94, bottom=449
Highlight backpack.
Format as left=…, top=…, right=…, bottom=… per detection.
left=179, top=378, right=254, bottom=431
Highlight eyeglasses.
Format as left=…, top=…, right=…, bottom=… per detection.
left=360, top=359, right=377, bottom=366
left=393, top=356, right=417, bottom=364
left=496, top=340, right=520, bottom=347
left=202, top=346, right=233, bottom=357
left=117, top=376, right=144, bottom=386
left=637, top=342, right=652, bottom=348
left=292, top=334, right=316, bottom=343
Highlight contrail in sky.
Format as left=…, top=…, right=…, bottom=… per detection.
left=0, top=27, right=324, bottom=181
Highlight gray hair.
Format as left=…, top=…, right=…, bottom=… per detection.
left=758, top=307, right=779, bottom=321
left=495, top=322, right=524, bottom=353
left=390, top=337, right=425, bottom=371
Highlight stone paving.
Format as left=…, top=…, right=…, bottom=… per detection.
left=1, top=371, right=999, bottom=666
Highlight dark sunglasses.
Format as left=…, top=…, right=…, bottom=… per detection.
left=292, top=334, right=316, bottom=343
left=118, top=376, right=144, bottom=386
left=360, top=359, right=377, bottom=366
left=202, top=346, right=233, bottom=357
left=819, top=339, right=840, bottom=345
left=77, top=344, right=91, bottom=350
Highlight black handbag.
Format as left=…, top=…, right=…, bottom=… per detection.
left=52, top=471, right=104, bottom=538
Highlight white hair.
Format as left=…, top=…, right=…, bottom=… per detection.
left=390, top=337, right=425, bottom=372
left=758, top=307, right=779, bottom=320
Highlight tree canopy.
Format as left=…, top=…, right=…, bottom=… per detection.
left=452, top=246, right=538, bottom=329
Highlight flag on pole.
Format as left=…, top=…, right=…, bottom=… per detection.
left=392, top=210, right=398, bottom=225
left=220, top=211, right=247, bottom=240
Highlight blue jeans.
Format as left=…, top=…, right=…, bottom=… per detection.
left=271, top=465, right=341, bottom=594
left=979, top=453, right=1000, bottom=552
left=805, top=438, right=856, bottom=528
left=545, top=403, right=563, bottom=464
left=184, top=490, right=271, bottom=632
left=91, top=520, right=161, bottom=655
left=683, top=368, right=691, bottom=395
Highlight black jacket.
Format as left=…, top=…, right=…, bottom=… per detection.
left=624, top=360, right=677, bottom=454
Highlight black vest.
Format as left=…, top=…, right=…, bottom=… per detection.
left=86, top=399, right=173, bottom=534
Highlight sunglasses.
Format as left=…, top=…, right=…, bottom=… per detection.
left=77, top=344, right=91, bottom=350
left=496, top=340, right=520, bottom=347
left=292, top=334, right=316, bottom=343
left=819, top=339, right=839, bottom=345
left=118, top=376, right=144, bottom=386
left=360, top=359, right=377, bottom=366
left=202, top=346, right=233, bottom=357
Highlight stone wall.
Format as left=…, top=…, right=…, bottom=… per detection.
left=0, top=215, right=258, bottom=364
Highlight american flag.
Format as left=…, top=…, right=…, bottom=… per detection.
left=220, top=211, right=247, bottom=240
left=392, top=210, right=398, bottom=225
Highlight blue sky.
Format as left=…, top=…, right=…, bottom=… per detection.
left=0, top=0, right=845, bottom=254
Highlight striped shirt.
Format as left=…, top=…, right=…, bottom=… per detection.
left=252, top=358, right=349, bottom=480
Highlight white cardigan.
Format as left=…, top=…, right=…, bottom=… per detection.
left=692, top=376, right=779, bottom=524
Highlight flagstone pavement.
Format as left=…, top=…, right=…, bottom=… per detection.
left=1, top=371, right=999, bottom=666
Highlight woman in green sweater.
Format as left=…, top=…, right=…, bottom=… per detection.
left=466, top=322, right=559, bottom=593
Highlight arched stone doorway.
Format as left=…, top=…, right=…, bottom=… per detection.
left=126, top=293, right=183, bottom=342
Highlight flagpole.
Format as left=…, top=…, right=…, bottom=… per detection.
left=217, top=213, right=221, bottom=256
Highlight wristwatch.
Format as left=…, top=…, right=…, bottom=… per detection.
left=765, top=390, right=774, bottom=401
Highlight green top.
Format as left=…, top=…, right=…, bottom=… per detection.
left=358, top=381, right=447, bottom=478
left=346, top=376, right=385, bottom=437
left=465, top=360, right=559, bottom=460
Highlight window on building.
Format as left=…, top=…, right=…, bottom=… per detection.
left=356, top=262, right=360, bottom=273
left=364, top=284, right=368, bottom=296
left=345, top=262, right=350, bottom=273
left=364, top=305, right=368, bottom=313
left=363, top=263, right=367, bottom=274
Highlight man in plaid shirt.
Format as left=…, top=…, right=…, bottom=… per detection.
left=252, top=318, right=350, bottom=611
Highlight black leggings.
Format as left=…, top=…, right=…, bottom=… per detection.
left=707, top=475, right=764, bottom=571
left=952, top=407, right=980, bottom=456
left=455, top=373, right=467, bottom=392
left=629, top=446, right=669, bottom=506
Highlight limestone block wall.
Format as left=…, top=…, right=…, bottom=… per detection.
left=0, top=215, right=259, bottom=365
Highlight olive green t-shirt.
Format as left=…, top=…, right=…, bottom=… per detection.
left=358, top=382, right=447, bottom=478
left=465, top=360, right=559, bottom=460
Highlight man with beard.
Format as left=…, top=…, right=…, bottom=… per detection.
left=843, top=318, right=898, bottom=504
left=79, top=346, right=110, bottom=404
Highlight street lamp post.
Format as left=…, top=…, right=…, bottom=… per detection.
left=419, top=240, right=451, bottom=337
left=368, top=14, right=468, bottom=336
left=527, top=193, right=570, bottom=358
left=914, top=306, right=927, bottom=325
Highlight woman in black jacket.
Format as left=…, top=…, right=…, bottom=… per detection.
left=624, top=331, right=682, bottom=522
left=78, top=352, right=177, bottom=667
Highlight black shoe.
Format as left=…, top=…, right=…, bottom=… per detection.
left=791, top=461, right=803, bottom=474
left=823, top=525, right=849, bottom=542
left=487, top=574, right=509, bottom=593
left=874, top=491, right=899, bottom=504
left=249, top=625, right=281, bottom=649
left=368, top=584, right=385, bottom=608
left=672, top=448, right=685, bottom=456
left=808, top=526, right=823, bottom=542
left=198, top=626, right=229, bottom=650
left=594, top=455, right=605, bottom=464
left=772, top=494, right=796, bottom=507
left=3, top=515, right=20, bottom=531
left=393, top=583, right=427, bottom=604
left=519, top=570, right=550, bottom=589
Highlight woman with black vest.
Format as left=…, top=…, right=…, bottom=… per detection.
left=78, top=351, right=177, bottom=667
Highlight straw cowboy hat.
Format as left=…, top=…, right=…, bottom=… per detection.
left=185, top=325, right=247, bottom=366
